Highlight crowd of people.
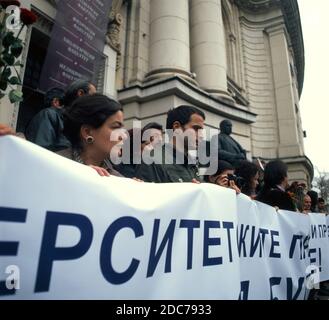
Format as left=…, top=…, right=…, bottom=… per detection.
left=0, top=78, right=328, bottom=216
left=0, top=78, right=328, bottom=301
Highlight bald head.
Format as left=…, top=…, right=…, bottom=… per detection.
left=303, top=195, right=312, bottom=212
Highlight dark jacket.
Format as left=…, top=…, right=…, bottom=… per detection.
left=112, top=163, right=137, bottom=178
left=25, top=107, right=70, bottom=152
left=135, top=144, right=200, bottom=183
left=57, top=148, right=123, bottom=177
left=256, top=186, right=296, bottom=211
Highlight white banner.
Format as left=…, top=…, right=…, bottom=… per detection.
left=0, top=136, right=328, bottom=300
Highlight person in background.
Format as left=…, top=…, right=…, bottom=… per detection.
left=205, top=160, right=241, bottom=194
left=58, top=94, right=126, bottom=177
left=135, top=105, right=205, bottom=183
left=302, top=194, right=312, bottom=214
left=114, top=122, right=164, bottom=178
left=234, top=160, right=259, bottom=198
left=256, top=160, right=296, bottom=211
left=286, top=181, right=306, bottom=212
left=141, top=122, right=163, bottom=151
left=113, top=128, right=142, bottom=178
left=307, top=190, right=319, bottom=213
left=25, top=87, right=71, bottom=151
left=318, top=198, right=328, bottom=215
left=255, top=158, right=265, bottom=195
left=64, top=79, right=97, bottom=107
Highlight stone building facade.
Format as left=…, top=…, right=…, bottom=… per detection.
left=0, top=0, right=313, bottom=184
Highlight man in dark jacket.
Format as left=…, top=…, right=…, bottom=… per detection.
left=256, top=160, right=296, bottom=211
left=25, top=87, right=70, bottom=152
left=135, top=105, right=205, bottom=183
left=63, top=79, right=97, bottom=107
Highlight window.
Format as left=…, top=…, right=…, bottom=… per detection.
left=16, top=27, right=51, bottom=133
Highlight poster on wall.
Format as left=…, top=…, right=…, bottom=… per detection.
left=39, top=0, right=112, bottom=91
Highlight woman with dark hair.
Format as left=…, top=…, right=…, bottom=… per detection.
left=235, top=160, right=259, bottom=198
left=58, top=94, right=126, bottom=177
left=256, top=160, right=296, bottom=211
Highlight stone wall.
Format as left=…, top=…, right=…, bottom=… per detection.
left=0, top=0, right=313, bottom=184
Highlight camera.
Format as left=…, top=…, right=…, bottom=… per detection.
left=227, top=174, right=245, bottom=189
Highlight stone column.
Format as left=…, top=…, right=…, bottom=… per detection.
left=190, top=0, right=232, bottom=100
left=146, top=0, right=193, bottom=82
left=267, top=24, right=302, bottom=158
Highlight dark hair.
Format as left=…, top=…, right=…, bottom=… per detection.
left=166, top=105, right=205, bottom=130
left=63, top=94, right=122, bottom=147
left=141, top=122, right=163, bottom=143
left=205, top=160, right=234, bottom=182
left=142, top=122, right=163, bottom=133
left=44, top=87, right=65, bottom=108
left=235, top=161, right=259, bottom=196
left=318, top=197, right=325, bottom=203
left=263, top=160, right=288, bottom=188
left=64, top=79, right=93, bottom=107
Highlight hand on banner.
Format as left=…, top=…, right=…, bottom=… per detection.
left=228, top=179, right=241, bottom=194
left=192, top=178, right=201, bottom=184
left=0, top=123, right=15, bottom=136
left=88, top=165, right=110, bottom=177
left=132, top=177, right=144, bottom=182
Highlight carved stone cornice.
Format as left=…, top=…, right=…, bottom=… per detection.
left=106, top=0, right=124, bottom=70
left=235, top=0, right=304, bottom=95
left=234, top=0, right=280, bottom=12
left=280, top=0, right=304, bottom=95
left=106, top=11, right=123, bottom=53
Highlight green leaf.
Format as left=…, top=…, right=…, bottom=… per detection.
left=12, top=38, right=23, bottom=46
left=0, top=80, right=8, bottom=91
left=1, top=47, right=9, bottom=56
left=2, top=53, right=15, bottom=66
left=8, top=76, right=20, bottom=85
left=1, top=67, right=12, bottom=80
left=2, top=32, right=15, bottom=48
left=9, top=89, right=23, bottom=103
left=11, top=42, right=23, bottom=58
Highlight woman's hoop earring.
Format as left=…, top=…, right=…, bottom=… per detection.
left=86, top=136, right=94, bottom=144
